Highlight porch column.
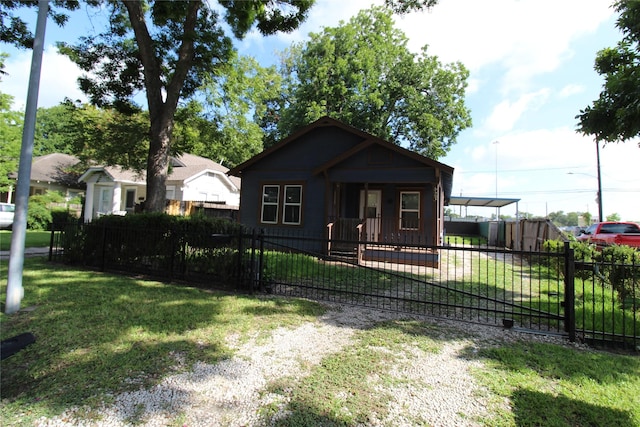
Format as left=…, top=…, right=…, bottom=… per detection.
left=84, top=182, right=95, bottom=222
left=112, top=182, right=122, bottom=213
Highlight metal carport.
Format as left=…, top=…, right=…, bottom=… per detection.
left=447, top=196, right=521, bottom=246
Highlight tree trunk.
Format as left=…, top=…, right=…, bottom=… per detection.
left=123, top=0, right=200, bottom=213
left=144, top=111, right=173, bottom=213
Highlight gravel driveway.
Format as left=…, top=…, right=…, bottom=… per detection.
left=37, top=302, right=576, bottom=427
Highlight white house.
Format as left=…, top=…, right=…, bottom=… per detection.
left=78, top=153, right=240, bottom=222
left=3, top=153, right=85, bottom=204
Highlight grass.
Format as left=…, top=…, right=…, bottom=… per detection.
left=264, top=244, right=637, bottom=343
left=1, top=259, right=639, bottom=426
left=0, top=231, right=52, bottom=251
left=470, top=342, right=640, bottom=426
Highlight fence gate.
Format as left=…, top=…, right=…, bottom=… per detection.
left=252, top=232, right=570, bottom=336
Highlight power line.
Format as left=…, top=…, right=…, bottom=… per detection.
left=456, top=166, right=592, bottom=174
left=460, top=188, right=638, bottom=196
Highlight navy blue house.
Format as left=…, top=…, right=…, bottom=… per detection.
left=228, top=116, right=454, bottom=266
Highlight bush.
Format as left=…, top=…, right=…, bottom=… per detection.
left=27, top=191, right=66, bottom=230
left=543, top=239, right=640, bottom=310
left=542, top=239, right=599, bottom=280
left=51, top=209, right=78, bottom=230
left=599, top=245, right=640, bottom=310
left=62, top=213, right=248, bottom=286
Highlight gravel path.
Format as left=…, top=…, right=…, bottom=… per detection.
left=37, top=303, right=575, bottom=427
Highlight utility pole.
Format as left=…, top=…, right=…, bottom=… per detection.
left=595, top=140, right=603, bottom=222
left=5, top=0, right=48, bottom=314
left=493, top=140, right=499, bottom=219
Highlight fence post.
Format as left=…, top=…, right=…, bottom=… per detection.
left=49, top=227, right=55, bottom=261
left=249, top=228, right=257, bottom=292
left=236, top=227, right=244, bottom=291
left=258, top=228, right=265, bottom=292
left=100, top=223, right=107, bottom=272
left=563, top=241, right=576, bottom=342
left=169, top=229, right=176, bottom=281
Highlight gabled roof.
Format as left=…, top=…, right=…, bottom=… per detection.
left=312, top=136, right=454, bottom=176
left=78, top=165, right=144, bottom=184
left=227, top=116, right=454, bottom=176
left=29, top=153, right=80, bottom=182
left=78, top=153, right=240, bottom=190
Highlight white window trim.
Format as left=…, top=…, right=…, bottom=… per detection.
left=399, top=191, right=420, bottom=230
left=261, top=185, right=280, bottom=224
left=282, top=185, right=303, bottom=225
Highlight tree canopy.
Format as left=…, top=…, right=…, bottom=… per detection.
left=261, top=7, right=471, bottom=160
left=55, top=0, right=314, bottom=212
left=577, top=0, right=640, bottom=146
left=1, top=0, right=443, bottom=211
left=0, top=92, right=22, bottom=198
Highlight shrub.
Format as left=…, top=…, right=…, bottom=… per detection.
left=51, top=209, right=78, bottom=230
left=599, top=245, right=640, bottom=310
left=62, top=212, right=247, bottom=285
left=542, top=239, right=601, bottom=280
left=27, top=191, right=67, bottom=230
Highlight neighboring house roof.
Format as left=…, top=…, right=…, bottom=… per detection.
left=168, top=153, right=241, bottom=190
left=78, top=165, right=144, bottom=185
left=78, top=153, right=240, bottom=190
left=227, top=116, right=454, bottom=199
left=29, top=153, right=80, bottom=183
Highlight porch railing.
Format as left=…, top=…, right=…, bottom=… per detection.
left=327, top=216, right=435, bottom=260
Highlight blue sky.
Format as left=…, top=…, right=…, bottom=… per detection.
left=2, top=0, right=639, bottom=221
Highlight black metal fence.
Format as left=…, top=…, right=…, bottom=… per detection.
left=50, top=225, right=639, bottom=350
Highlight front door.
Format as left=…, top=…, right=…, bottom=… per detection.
left=360, top=190, right=381, bottom=242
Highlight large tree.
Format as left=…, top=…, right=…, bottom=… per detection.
left=0, top=54, right=21, bottom=199
left=55, top=0, right=315, bottom=212
left=173, top=53, right=283, bottom=168
left=2, top=0, right=441, bottom=212
left=577, top=0, right=640, bottom=146
left=0, top=92, right=22, bottom=199
left=261, top=7, right=471, bottom=159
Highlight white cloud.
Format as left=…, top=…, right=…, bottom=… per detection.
left=448, top=128, right=640, bottom=220
left=558, top=83, right=585, bottom=98
left=3, top=45, right=87, bottom=110
left=484, top=88, right=550, bottom=133
left=395, top=0, right=615, bottom=94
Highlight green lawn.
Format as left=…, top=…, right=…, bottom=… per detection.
left=0, top=231, right=51, bottom=251
left=1, top=259, right=638, bottom=426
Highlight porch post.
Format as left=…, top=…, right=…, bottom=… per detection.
left=112, top=182, right=122, bottom=213
left=363, top=183, right=369, bottom=221
left=84, top=182, right=95, bottom=222
left=323, top=171, right=331, bottom=256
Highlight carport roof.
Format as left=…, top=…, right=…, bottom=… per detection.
left=448, top=196, right=520, bottom=208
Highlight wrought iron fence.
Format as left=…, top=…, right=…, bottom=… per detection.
left=50, top=225, right=639, bottom=350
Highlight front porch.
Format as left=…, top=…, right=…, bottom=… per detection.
left=327, top=217, right=440, bottom=268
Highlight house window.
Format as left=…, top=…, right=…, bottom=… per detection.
left=261, top=185, right=280, bottom=224
left=260, top=183, right=304, bottom=225
left=166, top=186, right=176, bottom=200
left=99, top=187, right=113, bottom=214
left=400, top=191, right=420, bottom=230
left=283, top=185, right=302, bottom=225
left=125, top=189, right=136, bottom=212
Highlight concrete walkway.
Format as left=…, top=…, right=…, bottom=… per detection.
left=0, top=247, right=50, bottom=260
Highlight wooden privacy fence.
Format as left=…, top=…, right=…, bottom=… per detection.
left=506, top=219, right=564, bottom=251
left=165, top=200, right=238, bottom=220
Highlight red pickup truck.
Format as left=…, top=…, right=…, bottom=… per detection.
left=577, top=221, right=640, bottom=248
